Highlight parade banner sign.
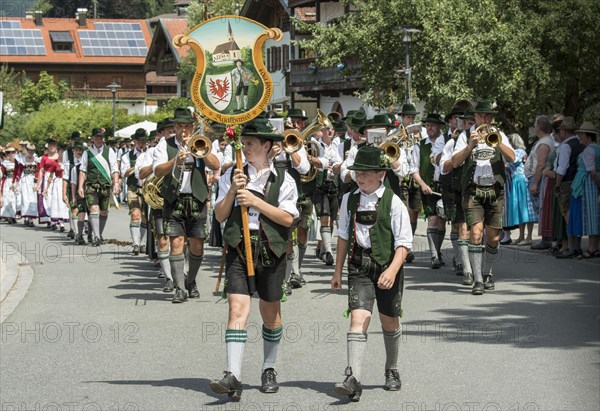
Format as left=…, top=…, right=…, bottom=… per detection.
left=173, top=16, right=283, bottom=125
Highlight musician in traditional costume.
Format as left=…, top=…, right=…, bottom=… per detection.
left=63, top=131, right=83, bottom=238
left=451, top=100, right=515, bottom=294
left=152, top=108, right=221, bottom=303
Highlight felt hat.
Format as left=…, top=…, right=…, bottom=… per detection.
left=287, top=108, right=308, bottom=121
left=149, top=130, right=157, bottom=139
left=72, top=140, right=85, bottom=149
left=342, top=110, right=359, bottom=121
left=399, top=103, right=420, bottom=116
left=459, top=110, right=475, bottom=120
left=347, top=146, right=390, bottom=171
left=172, top=108, right=194, bottom=123
left=70, top=131, right=82, bottom=140
left=369, top=113, right=394, bottom=128
left=575, top=121, right=598, bottom=135
left=132, top=128, right=149, bottom=141
left=558, top=116, right=577, bottom=131
left=241, top=119, right=284, bottom=142
left=46, top=137, right=58, bottom=144
left=422, top=113, right=446, bottom=124
left=345, top=112, right=367, bottom=132
left=473, top=100, right=496, bottom=114
left=333, top=120, right=348, bottom=133
left=91, top=128, right=105, bottom=137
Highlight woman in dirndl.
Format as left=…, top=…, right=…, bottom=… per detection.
left=20, top=143, right=39, bottom=226
left=568, top=122, right=600, bottom=259
left=43, top=144, right=70, bottom=231
left=36, top=138, right=60, bottom=227
left=1, top=146, right=23, bottom=223
left=506, top=134, right=538, bottom=245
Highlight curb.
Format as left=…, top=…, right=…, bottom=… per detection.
left=0, top=240, right=36, bottom=323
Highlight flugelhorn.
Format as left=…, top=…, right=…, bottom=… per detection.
left=474, top=124, right=501, bottom=147
left=186, top=118, right=213, bottom=158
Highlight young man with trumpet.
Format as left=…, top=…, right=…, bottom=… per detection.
left=121, top=128, right=149, bottom=255
left=440, top=109, right=476, bottom=284
left=211, top=119, right=299, bottom=400
left=409, top=113, right=448, bottom=269
left=78, top=128, right=120, bottom=247
left=451, top=100, right=515, bottom=295
left=152, top=108, right=221, bottom=303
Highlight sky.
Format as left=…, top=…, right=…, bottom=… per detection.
left=188, top=16, right=267, bottom=54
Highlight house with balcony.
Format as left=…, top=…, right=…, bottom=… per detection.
left=0, top=10, right=153, bottom=115
left=289, top=0, right=371, bottom=118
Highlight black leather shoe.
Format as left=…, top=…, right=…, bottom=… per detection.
left=299, top=273, right=306, bottom=286
left=439, top=252, right=445, bottom=265
left=284, top=282, right=292, bottom=296
left=324, top=251, right=334, bottom=266
left=384, top=369, right=401, bottom=391
left=67, top=229, right=75, bottom=239
left=472, top=282, right=485, bottom=295
left=462, top=272, right=474, bottom=285
left=455, top=263, right=464, bottom=276
left=483, top=275, right=495, bottom=290
left=132, top=245, right=140, bottom=255
left=405, top=251, right=414, bottom=264
left=431, top=257, right=441, bottom=269
left=530, top=242, right=551, bottom=250
left=186, top=281, right=199, bottom=298
left=261, top=368, right=279, bottom=393
left=87, top=235, right=93, bottom=244
left=556, top=250, right=576, bottom=259
left=334, top=367, right=362, bottom=402
left=290, top=273, right=302, bottom=289
left=60, top=226, right=66, bottom=232
left=210, top=371, right=243, bottom=401
left=163, top=279, right=174, bottom=293
left=100, top=236, right=106, bottom=244
left=172, top=288, right=187, bottom=303
left=76, top=234, right=86, bottom=245
left=157, top=269, right=166, bottom=279
left=92, top=237, right=101, bottom=247
left=499, top=238, right=512, bottom=245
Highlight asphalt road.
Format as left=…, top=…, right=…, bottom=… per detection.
left=1, top=208, right=599, bottom=411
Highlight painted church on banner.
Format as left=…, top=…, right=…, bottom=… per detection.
left=212, top=21, right=241, bottom=65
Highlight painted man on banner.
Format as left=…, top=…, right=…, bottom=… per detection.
left=230, top=59, right=257, bottom=112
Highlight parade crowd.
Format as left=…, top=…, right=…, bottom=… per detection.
left=1, top=101, right=599, bottom=402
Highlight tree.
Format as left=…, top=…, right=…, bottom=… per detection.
left=295, top=0, right=600, bottom=132
left=18, top=71, right=68, bottom=113
left=0, top=64, right=23, bottom=113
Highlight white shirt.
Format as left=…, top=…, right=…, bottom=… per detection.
left=216, top=162, right=299, bottom=230
left=273, top=145, right=310, bottom=175
left=439, top=138, right=456, bottom=176
left=452, top=125, right=514, bottom=185
left=409, top=135, right=446, bottom=179
left=79, top=144, right=118, bottom=175
left=524, top=135, right=554, bottom=178
left=69, top=155, right=82, bottom=185
left=135, top=146, right=155, bottom=181
left=121, top=147, right=147, bottom=187
left=336, top=134, right=355, bottom=166
left=152, top=137, right=218, bottom=194
left=337, top=184, right=413, bottom=250
left=555, top=135, right=578, bottom=177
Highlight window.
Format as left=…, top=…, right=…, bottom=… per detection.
left=267, top=48, right=272, bottom=72
left=58, top=76, right=70, bottom=87
left=50, top=31, right=74, bottom=53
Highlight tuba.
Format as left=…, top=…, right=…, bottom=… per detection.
left=474, top=124, right=501, bottom=147
left=143, top=174, right=164, bottom=209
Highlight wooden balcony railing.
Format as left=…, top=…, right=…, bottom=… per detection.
left=289, top=57, right=362, bottom=91
left=64, top=87, right=147, bottom=100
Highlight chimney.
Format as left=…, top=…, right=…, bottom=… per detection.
left=34, top=10, right=42, bottom=26
left=25, top=10, right=33, bottom=19
left=77, top=8, right=88, bottom=27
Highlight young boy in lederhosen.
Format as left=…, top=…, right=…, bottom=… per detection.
left=331, top=145, right=413, bottom=402
left=211, top=119, right=299, bottom=401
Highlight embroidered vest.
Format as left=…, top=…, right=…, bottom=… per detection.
left=222, top=166, right=289, bottom=257
left=126, top=150, right=140, bottom=191
left=419, top=140, right=434, bottom=187
left=461, top=137, right=506, bottom=191
left=161, top=138, right=208, bottom=205
left=346, top=188, right=395, bottom=266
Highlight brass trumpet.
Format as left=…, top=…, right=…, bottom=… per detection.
left=380, top=141, right=400, bottom=163
left=185, top=120, right=213, bottom=158
left=282, top=129, right=303, bottom=154
left=474, top=124, right=501, bottom=147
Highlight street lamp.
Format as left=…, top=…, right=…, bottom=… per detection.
left=106, top=81, right=120, bottom=138
left=397, top=25, right=421, bottom=104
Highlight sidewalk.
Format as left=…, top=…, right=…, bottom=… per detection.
left=0, top=239, right=35, bottom=323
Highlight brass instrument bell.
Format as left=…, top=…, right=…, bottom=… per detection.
left=474, top=124, right=501, bottom=147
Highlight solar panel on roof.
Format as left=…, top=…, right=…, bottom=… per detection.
left=0, top=21, right=46, bottom=56
left=78, top=21, right=148, bottom=57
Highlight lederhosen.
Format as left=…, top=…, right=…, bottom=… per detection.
left=222, top=165, right=289, bottom=302
left=84, top=147, right=112, bottom=211
left=161, top=137, right=209, bottom=238
left=314, top=142, right=339, bottom=218
left=461, top=134, right=507, bottom=229
left=346, top=188, right=404, bottom=317
left=73, top=163, right=88, bottom=213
